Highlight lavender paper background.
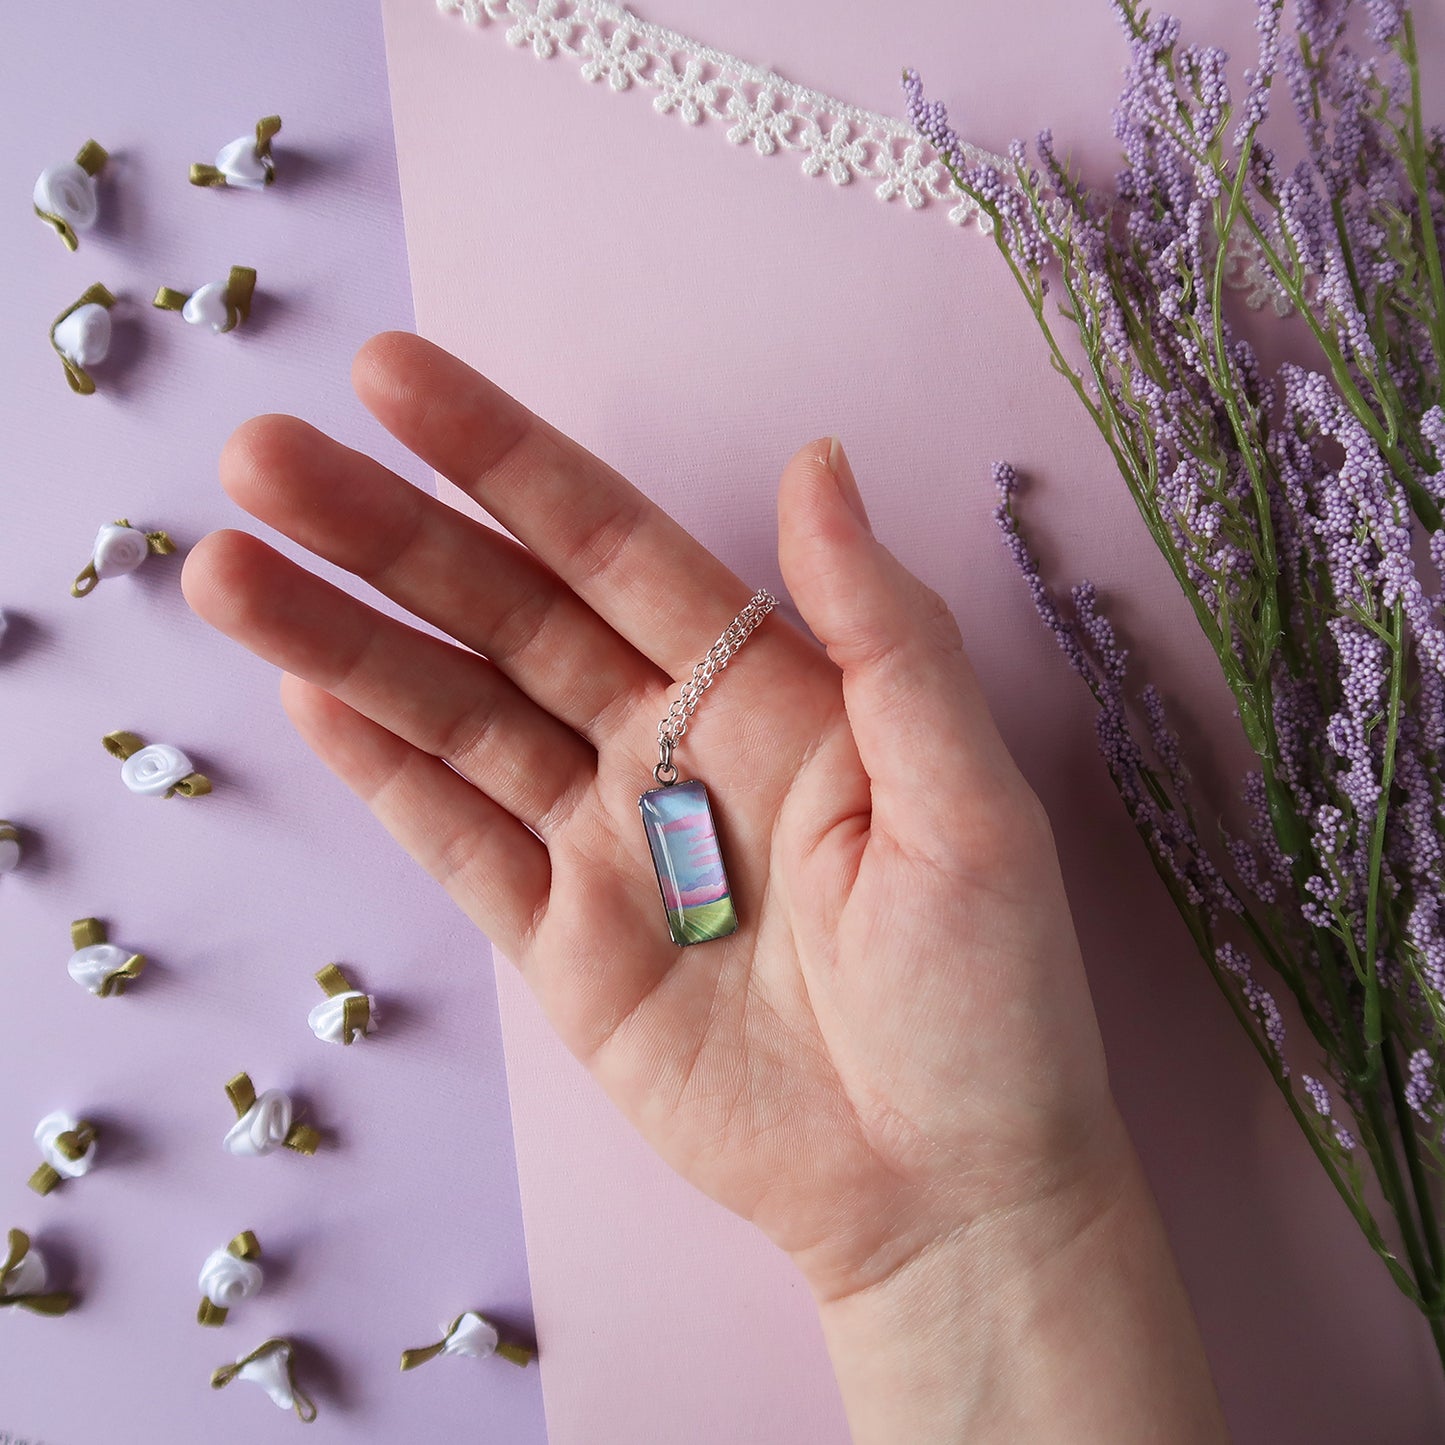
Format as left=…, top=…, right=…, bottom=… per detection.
left=0, top=4, right=543, bottom=1442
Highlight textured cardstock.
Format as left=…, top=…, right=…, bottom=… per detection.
left=381, top=1, right=1445, bottom=1441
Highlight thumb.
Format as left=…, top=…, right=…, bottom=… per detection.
left=776, top=437, right=1023, bottom=841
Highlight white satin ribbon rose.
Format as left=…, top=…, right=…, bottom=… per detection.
left=51, top=304, right=112, bottom=370
left=90, top=523, right=151, bottom=580
left=0, top=824, right=19, bottom=876
left=68, top=942, right=130, bottom=994
left=192, top=118, right=279, bottom=190
left=120, top=743, right=196, bottom=797
left=155, top=267, right=255, bottom=335
left=181, top=280, right=234, bottom=332
left=223, top=1090, right=293, bottom=1158
left=199, top=1248, right=264, bottom=1310
left=34, top=1111, right=96, bottom=1180
left=214, top=135, right=273, bottom=189
left=444, top=1311, right=501, bottom=1359
left=402, top=1309, right=535, bottom=1370
left=240, top=1345, right=296, bottom=1409
left=1, top=1245, right=49, bottom=1300
left=33, top=161, right=99, bottom=235
left=219, top=1340, right=313, bottom=1416
left=308, top=991, right=377, bottom=1044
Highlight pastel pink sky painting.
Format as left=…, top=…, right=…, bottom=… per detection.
left=641, top=781, right=731, bottom=911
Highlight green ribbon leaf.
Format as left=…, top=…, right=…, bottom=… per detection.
left=102, top=730, right=144, bottom=761
left=71, top=918, right=106, bottom=950
left=226, top=1073, right=257, bottom=1119
left=74, top=139, right=108, bottom=177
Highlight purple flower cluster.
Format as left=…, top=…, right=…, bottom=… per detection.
left=1407, top=1047, right=1438, bottom=1121
left=1220, top=942, right=1290, bottom=1064
left=995, top=463, right=1239, bottom=924
left=1304, top=1072, right=1359, bottom=1148
left=913, top=0, right=1445, bottom=1326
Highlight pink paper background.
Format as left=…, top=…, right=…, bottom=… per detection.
left=1, top=4, right=542, bottom=1441
left=383, top=1, right=1445, bottom=1441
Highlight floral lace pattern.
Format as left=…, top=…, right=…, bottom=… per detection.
left=435, top=0, right=999, bottom=228
left=434, top=0, right=1291, bottom=309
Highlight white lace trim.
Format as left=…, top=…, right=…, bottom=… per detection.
left=434, top=0, right=1290, bottom=310
left=435, top=0, right=1001, bottom=229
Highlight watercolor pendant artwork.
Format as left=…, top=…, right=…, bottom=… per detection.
left=638, top=779, right=738, bottom=946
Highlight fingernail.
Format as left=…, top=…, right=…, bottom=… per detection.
left=827, top=437, right=871, bottom=532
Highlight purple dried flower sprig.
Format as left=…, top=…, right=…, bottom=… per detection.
left=911, top=0, right=1445, bottom=1363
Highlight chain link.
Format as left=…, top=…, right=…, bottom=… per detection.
left=653, top=589, right=777, bottom=784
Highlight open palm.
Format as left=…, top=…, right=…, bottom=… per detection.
left=185, top=332, right=1119, bottom=1304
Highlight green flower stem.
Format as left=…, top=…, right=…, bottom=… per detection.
left=1383, top=1037, right=1445, bottom=1292
left=1359, top=1062, right=1441, bottom=1329
left=1238, top=210, right=1443, bottom=531
left=1129, top=765, right=1425, bottom=1306
left=1207, top=128, right=1284, bottom=649
left=1360, top=604, right=1408, bottom=1089
left=1399, top=15, right=1445, bottom=411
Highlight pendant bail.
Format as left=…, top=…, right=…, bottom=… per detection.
left=654, top=734, right=678, bottom=786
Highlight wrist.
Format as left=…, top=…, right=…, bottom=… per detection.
left=812, top=1110, right=1227, bottom=1444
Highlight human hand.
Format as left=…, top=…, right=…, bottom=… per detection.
left=185, top=333, right=1225, bottom=1441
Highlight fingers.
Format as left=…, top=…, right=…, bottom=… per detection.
left=278, top=674, right=550, bottom=957
left=182, top=529, right=593, bottom=837
left=220, top=414, right=663, bottom=746
left=351, top=332, right=757, bottom=679
left=776, top=438, right=1026, bottom=853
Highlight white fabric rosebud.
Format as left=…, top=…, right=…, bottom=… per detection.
left=200, top=1249, right=263, bottom=1310
left=221, top=1076, right=319, bottom=1158
left=66, top=921, right=144, bottom=997
left=223, top=1089, right=293, bottom=1158
left=309, top=964, right=376, bottom=1045
left=51, top=304, right=111, bottom=370
left=308, top=991, right=378, bottom=1043
left=154, top=267, right=256, bottom=335
left=0, top=1229, right=74, bottom=1316
left=444, top=1311, right=500, bottom=1359
left=183, top=280, right=234, bottom=332
left=73, top=520, right=175, bottom=599
left=214, top=135, right=273, bottom=189
left=196, top=1231, right=264, bottom=1325
left=91, top=523, right=150, bottom=580
left=1, top=1246, right=48, bottom=1300
left=34, top=141, right=106, bottom=250
left=238, top=1344, right=296, bottom=1409
left=68, top=943, right=130, bottom=994
left=0, top=822, right=20, bottom=876
left=191, top=117, right=280, bottom=190
left=121, top=743, right=196, bottom=797
left=33, top=162, right=99, bottom=233
left=401, top=1310, right=535, bottom=1370
left=33, top=1112, right=97, bottom=1182
left=102, top=731, right=209, bottom=798
left=212, top=1338, right=315, bottom=1421
left=50, top=283, right=117, bottom=395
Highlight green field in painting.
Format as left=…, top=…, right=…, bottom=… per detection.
left=669, top=896, right=738, bottom=945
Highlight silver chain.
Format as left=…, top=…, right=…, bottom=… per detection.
left=654, top=589, right=777, bottom=785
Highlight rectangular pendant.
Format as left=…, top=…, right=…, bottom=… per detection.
left=639, top=778, right=739, bottom=947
